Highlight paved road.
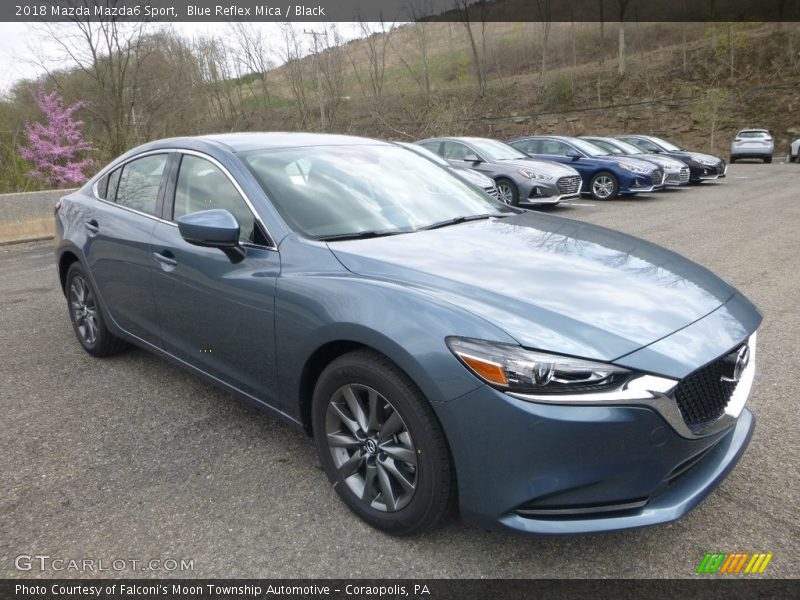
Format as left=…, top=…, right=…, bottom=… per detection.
left=1, top=163, right=798, bottom=579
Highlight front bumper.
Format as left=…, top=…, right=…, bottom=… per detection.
left=435, top=385, right=754, bottom=534
left=618, top=170, right=664, bottom=194
left=692, top=162, right=727, bottom=180
left=518, top=178, right=580, bottom=207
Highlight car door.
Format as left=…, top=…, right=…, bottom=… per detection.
left=149, top=151, right=281, bottom=406
left=85, top=152, right=169, bottom=344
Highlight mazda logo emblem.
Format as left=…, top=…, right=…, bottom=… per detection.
left=722, top=344, right=750, bottom=383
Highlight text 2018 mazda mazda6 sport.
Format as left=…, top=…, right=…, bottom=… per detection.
left=56, top=133, right=760, bottom=536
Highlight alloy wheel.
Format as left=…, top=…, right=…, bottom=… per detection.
left=592, top=175, right=615, bottom=199
left=496, top=183, right=514, bottom=204
left=69, top=275, right=99, bottom=345
left=324, top=384, right=418, bottom=512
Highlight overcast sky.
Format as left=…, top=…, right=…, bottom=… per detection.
left=0, top=22, right=366, bottom=95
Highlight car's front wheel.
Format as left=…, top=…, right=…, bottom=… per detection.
left=589, top=171, right=619, bottom=201
left=65, top=262, right=127, bottom=357
left=494, top=178, right=519, bottom=206
left=312, top=350, right=454, bottom=535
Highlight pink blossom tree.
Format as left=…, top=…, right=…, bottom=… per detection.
left=18, top=90, right=95, bottom=188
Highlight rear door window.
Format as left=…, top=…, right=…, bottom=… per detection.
left=115, top=154, right=168, bottom=216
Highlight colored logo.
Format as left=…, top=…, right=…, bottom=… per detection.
left=696, top=552, right=773, bottom=574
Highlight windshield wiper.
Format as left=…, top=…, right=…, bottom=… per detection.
left=317, top=229, right=409, bottom=242
left=418, top=213, right=506, bottom=231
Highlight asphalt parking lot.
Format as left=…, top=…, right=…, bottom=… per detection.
left=1, top=162, right=798, bottom=579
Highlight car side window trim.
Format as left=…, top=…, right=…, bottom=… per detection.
left=162, top=149, right=276, bottom=251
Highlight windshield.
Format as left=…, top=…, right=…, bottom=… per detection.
left=568, top=138, right=611, bottom=156
left=467, top=139, right=528, bottom=161
left=586, top=139, right=626, bottom=155
left=242, top=145, right=511, bottom=239
left=738, top=131, right=770, bottom=138
left=651, top=137, right=682, bottom=151
left=607, top=139, right=643, bottom=155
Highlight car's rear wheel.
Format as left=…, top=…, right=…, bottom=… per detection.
left=589, top=172, right=619, bottom=201
left=312, top=350, right=453, bottom=535
left=764, top=156, right=772, bottom=164
left=729, top=156, right=736, bottom=163
left=65, top=262, right=127, bottom=357
left=494, top=178, right=519, bottom=206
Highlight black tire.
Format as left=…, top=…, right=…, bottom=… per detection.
left=764, top=156, right=772, bottom=164
left=589, top=171, right=619, bottom=201
left=494, top=177, right=519, bottom=206
left=65, top=262, right=127, bottom=357
left=312, top=349, right=454, bottom=536
left=789, top=155, right=797, bottom=163
left=729, top=156, right=736, bottom=164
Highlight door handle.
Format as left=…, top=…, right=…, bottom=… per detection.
left=84, top=220, right=99, bottom=236
left=153, top=250, right=177, bottom=270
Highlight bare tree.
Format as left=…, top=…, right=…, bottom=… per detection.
left=313, top=25, right=347, bottom=128
left=192, top=35, right=244, bottom=129
left=616, top=0, right=632, bottom=75
left=393, top=10, right=433, bottom=100
left=536, top=0, right=552, bottom=80
left=355, top=20, right=394, bottom=108
left=455, top=0, right=490, bottom=98
left=228, top=23, right=274, bottom=117
left=279, top=23, right=310, bottom=127
left=32, top=7, right=149, bottom=155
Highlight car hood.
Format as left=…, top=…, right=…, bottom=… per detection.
left=592, top=155, right=658, bottom=170
left=637, top=154, right=686, bottom=169
left=329, top=212, right=738, bottom=362
left=671, top=150, right=723, bottom=164
left=496, top=158, right=580, bottom=178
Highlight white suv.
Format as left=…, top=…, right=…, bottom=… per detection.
left=730, top=129, right=774, bottom=163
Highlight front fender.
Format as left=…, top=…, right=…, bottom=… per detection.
left=273, top=237, right=517, bottom=419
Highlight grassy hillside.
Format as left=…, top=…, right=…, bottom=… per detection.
left=255, top=21, right=800, bottom=156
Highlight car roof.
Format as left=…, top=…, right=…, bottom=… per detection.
left=136, top=132, right=390, bottom=154
left=737, top=128, right=770, bottom=133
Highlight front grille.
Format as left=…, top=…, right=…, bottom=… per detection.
left=674, top=349, right=741, bottom=426
left=485, top=186, right=498, bottom=198
left=557, top=175, right=581, bottom=195
left=679, top=167, right=690, bottom=183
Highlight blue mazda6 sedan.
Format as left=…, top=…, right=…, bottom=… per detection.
left=55, top=133, right=760, bottom=535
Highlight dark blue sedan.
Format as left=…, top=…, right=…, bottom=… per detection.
left=508, top=135, right=666, bottom=200
left=55, top=133, right=759, bottom=535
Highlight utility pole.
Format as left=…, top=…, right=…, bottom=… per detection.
left=304, top=29, right=326, bottom=131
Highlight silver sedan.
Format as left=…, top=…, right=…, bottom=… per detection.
left=416, top=137, right=582, bottom=207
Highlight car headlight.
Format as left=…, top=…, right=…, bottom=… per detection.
left=447, top=337, right=632, bottom=395
left=517, top=168, right=553, bottom=181
left=617, top=162, right=648, bottom=174
left=691, top=155, right=718, bottom=166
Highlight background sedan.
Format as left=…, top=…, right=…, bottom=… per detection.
left=416, top=136, right=582, bottom=207
left=508, top=135, right=664, bottom=201
left=581, top=136, right=691, bottom=186
left=615, top=135, right=727, bottom=183
left=395, top=141, right=499, bottom=201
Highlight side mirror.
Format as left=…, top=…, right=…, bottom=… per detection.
left=463, top=153, right=482, bottom=163
left=566, top=151, right=582, bottom=160
left=177, top=209, right=245, bottom=262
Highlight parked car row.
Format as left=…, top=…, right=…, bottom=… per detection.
left=411, top=133, right=728, bottom=206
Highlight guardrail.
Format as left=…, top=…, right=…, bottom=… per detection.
left=0, top=188, right=77, bottom=245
